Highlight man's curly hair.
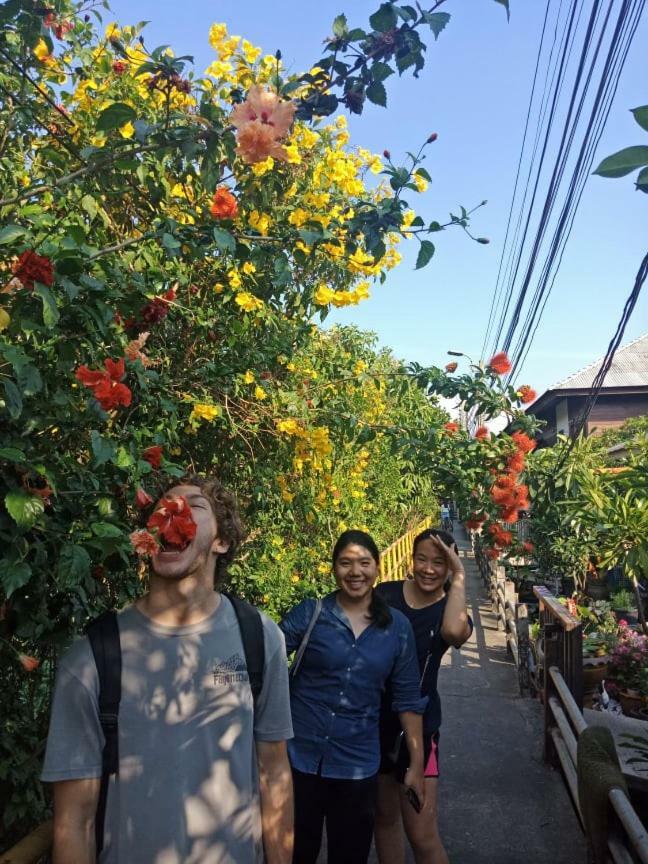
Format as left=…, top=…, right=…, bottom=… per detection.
left=163, top=474, right=245, bottom=585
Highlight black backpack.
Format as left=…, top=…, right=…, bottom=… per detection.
left=85, top=594, right=265, bottom=857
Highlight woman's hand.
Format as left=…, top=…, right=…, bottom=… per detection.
left=431, top=534, right=464, bottom=581
left=403, top=764, right=426, bottom=809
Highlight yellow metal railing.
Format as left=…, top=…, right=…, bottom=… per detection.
left=379, top=516, right=433, bottom=582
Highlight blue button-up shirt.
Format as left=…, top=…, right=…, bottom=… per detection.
left=279, top=593, right=427, bottom=779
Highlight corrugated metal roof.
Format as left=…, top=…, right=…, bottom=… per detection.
left=551, top=333, right=648, bottom=390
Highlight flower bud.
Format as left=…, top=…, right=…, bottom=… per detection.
left=383, top=149, right=391, bottom=159
left=427, top=132, right=438, bottom=143
left=477, top=237, right=490, bottom=244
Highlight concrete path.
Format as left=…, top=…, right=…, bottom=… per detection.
left=434, top=524, right=586, bottom=864
left=317, top=523, right=586, bottom=863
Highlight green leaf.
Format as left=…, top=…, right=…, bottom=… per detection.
left=90, top=522, right=123, bottom=538
left=630, top=105, right=648, bottom=133
left=0, top=225, right=27, bottom=245
left=423, top=11, right=451, bottom=38
left=369, top=3, right=398, bottom=32
left=3, top=379, right=22, bottom=419
left=5, top=489, right=45, bottom=529
left=212, top=227, right=236, bottom=254
left=332, top=13, right=348, bottom=37
left=593, top=146, right=648, bottom=179
left=371, top=61, right=394, bottom=83
left=366, top=81, right=387, bottom=107
left=0, top=447, right=27, bottom=463
left=90, top=431, right=117, bottom=467
left=115, top=446, right=134, bottom=469
left=493, top=0, right=510, bottom=20
left=162, top=232, right=181, bottom=251
left=0, top=560, right=32, bottom=598
left=58, top=544, right=91, bottom=585
left=16, top=364, right=42, bottom=396
left=416, top=166, right=432, bottom=182
left=636, top=166, right=648, bottom=194
left=33, top=284, right=60, bottom=326
left=96, top=102, right=137, bottom=132
left=81, top=194, right=98, bottom=222
left=415, top=239, right=435, bottom=269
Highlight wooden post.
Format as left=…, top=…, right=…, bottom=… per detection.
left=543, top=622, right=561, bottom=767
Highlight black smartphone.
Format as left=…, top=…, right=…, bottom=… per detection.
left=406, top=787, right=422, bottom=814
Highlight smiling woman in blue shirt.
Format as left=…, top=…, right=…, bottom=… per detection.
left=279, top=530, right=427, bottom=864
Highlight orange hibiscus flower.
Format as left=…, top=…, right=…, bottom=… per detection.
left=210, top=186, right=238, bottom=219
left=487, top=351, right=512, bottom=375
left=517, top=385, right=537, bottom=404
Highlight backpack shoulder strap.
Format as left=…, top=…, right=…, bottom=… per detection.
left=85, top=610, right=121, bottom=857
left=223, top=594, right=265, bottom=704
left=289, top=597, right=322, bottom=678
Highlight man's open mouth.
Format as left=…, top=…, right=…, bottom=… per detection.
left=159, top=538, right=191, bottom=553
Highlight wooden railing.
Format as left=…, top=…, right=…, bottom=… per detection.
left=379, top=516, right=433, bottom=582
left=534, top=586, right=648, bottom=864
left=472, top=534, right=536, bottom=696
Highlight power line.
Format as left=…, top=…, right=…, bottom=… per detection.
left=482, top=0, right=646, bottom=376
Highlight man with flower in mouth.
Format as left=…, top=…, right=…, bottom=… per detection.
left=42, top=475, right=294, bottom=864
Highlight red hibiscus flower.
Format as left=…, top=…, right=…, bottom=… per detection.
left=500, top=508, right=519, bottom=524
left=135, top=487, right=154, bottom=509
left=210, top=187, right=239, bottom=220
left=141, top=287, right=176, bottom=325
left=142, top=445, right=163, bottom=469
left=474, top=425, right=490, bottom=440
left=53, top=20, right=73, bottom=39
left=485, top=548, right=499, bottom=560
left=487, top=351, right=512, bottom=375
left=511, top=431, right=536, bottom=454
left=464, top=519, right=481, bottom=531
left=522, top=541, right=535, bottom=553
left=445, top=362, right=458, bottom=373
left=75, top=357, right=132, bottom=411
left=517, top=385, right=537, bottom=405
left=112, top=60, right=128, bottom=75
left=19, top=653, right=40, bottom=672
left=11, top=251, right=54, bottom=290
left=130, top=529, right=160, bottom=557
left=443, top=421, right=459, bottom=435
left=147, top=496, right=197, bottom=549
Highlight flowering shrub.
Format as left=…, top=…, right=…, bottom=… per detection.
left=0, top=0, right=516, bottom=844
left=608, top=623, right=648, bottom=692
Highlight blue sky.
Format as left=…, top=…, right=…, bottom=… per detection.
left=108, top=0, right=648, bottom=395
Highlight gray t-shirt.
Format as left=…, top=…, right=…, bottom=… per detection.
left=42, top=596, right=293, bottom=864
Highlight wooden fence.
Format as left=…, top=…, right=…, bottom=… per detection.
left=534, top=586, right=648, bottom=864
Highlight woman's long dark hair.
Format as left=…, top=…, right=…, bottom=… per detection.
left=332, top=530, right=392, bottom=629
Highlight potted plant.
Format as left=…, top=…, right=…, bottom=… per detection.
left=610, top=588, right=638, bottom=625
left=608, top=623, right=648, bottom=716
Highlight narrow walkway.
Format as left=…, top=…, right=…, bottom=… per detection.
left=435, top=523, right=586, bottom=863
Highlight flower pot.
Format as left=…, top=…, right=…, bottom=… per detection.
left=583, top=656, right=609, bottom=692
left=612, top=608, right=639, bottom=626
left=618, top=689, right=643, bottom=716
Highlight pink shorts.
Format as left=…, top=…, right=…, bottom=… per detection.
left=424, top=733, right=440, bottom=778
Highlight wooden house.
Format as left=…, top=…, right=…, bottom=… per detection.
left=525, top=334, right=648, bottom=448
